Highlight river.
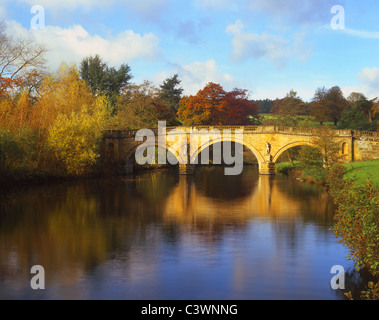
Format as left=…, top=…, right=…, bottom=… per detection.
left=0, top=166, right=357, bottom=300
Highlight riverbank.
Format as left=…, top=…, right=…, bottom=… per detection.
left=276, top=159, right=379, bottom=300
left=276, top=159, right=379, bottom=188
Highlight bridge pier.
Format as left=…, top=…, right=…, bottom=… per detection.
left=179, top=164, right=196, bottom=175
left=259, top=162, right=275, bottom=175
left=125, top=162, right=133, bottom=174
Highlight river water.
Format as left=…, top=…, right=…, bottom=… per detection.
left=0, top=166, right=356, bottom=300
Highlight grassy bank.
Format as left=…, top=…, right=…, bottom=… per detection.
left=342, top=159, right=379, bottom=189
left=276, top=159, right=379, bottom=188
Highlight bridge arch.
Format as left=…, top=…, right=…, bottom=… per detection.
left=190, top=136, right=265, bottom=168
left=272, top=141, right=319, bottom=163
left=125, top=142, right=186, bottom=167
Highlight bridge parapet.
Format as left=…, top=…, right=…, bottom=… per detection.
left=104, top=126, right=379, bottom=138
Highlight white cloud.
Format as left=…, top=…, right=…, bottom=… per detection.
left=5, top=20, right=161, bottom=71
left=342, top=67, right=379, bottom=99
left=226, top=20, right=309, bottom=67
left=342, top=28, right=379, bottom=39
left=153, top=59, right=235, bottom=95
left=359, top=67, right=379, bottom=84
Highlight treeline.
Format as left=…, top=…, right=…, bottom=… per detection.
left=0, top=20, right=378, bottom=180
left=254, top=88, right=378, bottom=131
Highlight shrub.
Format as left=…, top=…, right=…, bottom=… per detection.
left=328, top=166, right=379, bottom=299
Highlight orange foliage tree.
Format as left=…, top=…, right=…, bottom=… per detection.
left=224, top=88, right=259, bottom=125
left=177, top=82, right=258, bottom=126
left=0, top=76, right=22, bottom=98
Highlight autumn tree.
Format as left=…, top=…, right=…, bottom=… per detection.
left=113, top=81, right=162, bottom=129
left=327, top=86, right=349, bottom=125
left=270, top=89, right=307, bottom=126
left=177, top=82, right=257, bottom=126
left=310, top=87, right=330, bottom=125
left=48, top=95, right=109, bottom=175
left=224, top=88, right=259, bottom=125
left=27, top=63, right=110, bottom=175
left=30, top=63, right=100, bottom=134
left=310, top=86, right=348, bottom=126
left=178, top=82, right=227, bottom=126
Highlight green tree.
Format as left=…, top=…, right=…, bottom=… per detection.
left=256, top=99, right=274, bottom=114
left=337, top=105, right=377, bottom=131
left=297, top=128, right=342, bottom=182
left=79, top=55, right=132, bottom=114
left=159, top=74, right=183, bottom=114
left=79, top=55, right=108, bottom=94
left=356, top=98, right=376, bottom=123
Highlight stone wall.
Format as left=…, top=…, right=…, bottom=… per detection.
left=354, top=138, right=379, bottom=161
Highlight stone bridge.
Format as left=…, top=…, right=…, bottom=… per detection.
left=102, top=126, right=379, bottom=175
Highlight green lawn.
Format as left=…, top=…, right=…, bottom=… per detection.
left=257, top=114, right=336, bottom=127
left=343, top=159, right=379, bottom=188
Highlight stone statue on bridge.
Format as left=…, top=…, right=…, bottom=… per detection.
left=266, top=142, right=271, bottom=155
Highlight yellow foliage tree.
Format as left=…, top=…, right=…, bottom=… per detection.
left=47, top=95, right=109, bottom=175
left=30, top=63, right=98, bottom=135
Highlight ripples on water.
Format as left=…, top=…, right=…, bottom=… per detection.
left=0, top=166, right=357, bottom=299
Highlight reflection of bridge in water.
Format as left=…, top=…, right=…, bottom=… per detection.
left=0, top=168, right=336, bottom=295
left=162, top=173, right=334, bottom=225
left=103, top=126, right=379, bottom=175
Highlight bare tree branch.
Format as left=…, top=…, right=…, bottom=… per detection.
left=0, top=20, right=47, bottom=80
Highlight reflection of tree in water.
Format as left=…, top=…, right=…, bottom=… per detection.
left=275, top=175, right=337, bottom=226
left=132, top=169, right=179, bottom=203
left=268, top=176, right=338, bottom=257
left=0, top=178, right=171, bottom=289
left=0, top=169, right=343, bottom=298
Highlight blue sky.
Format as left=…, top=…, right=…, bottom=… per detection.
left=1, top=0, right=379, bottom=101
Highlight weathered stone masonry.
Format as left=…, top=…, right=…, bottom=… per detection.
left=102, top=126, right=379, bottom=175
